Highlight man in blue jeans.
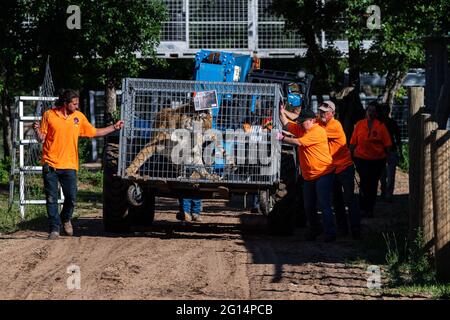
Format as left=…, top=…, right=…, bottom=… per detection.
left=279, top=107, right=336, bottom=242
left=317, top=101, right=361, bottom=239
left=178, top=198, right=202, bottom=222
left=33, top=89, right=124, bottom=240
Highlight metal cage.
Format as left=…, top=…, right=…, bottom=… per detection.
left=118, top=79, right=282, bottom=187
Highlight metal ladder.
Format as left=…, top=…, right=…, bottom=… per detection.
left=8, top=96, right=64, bottom=218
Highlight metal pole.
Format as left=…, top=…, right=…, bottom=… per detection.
left=19, top=100, right=25, bottom=219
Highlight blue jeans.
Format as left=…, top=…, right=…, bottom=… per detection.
left=182, top=198, right=202, bottom=215
left=252, top=194, right=259, bottom=209
left=303, top=172, right=335, bottom=236
left=333, top=165, right=360, bottom=230
left=42, top=164, right=77, bottom=232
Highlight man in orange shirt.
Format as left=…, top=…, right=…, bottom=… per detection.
left=317, top=101, right=361, bottom=239
left=33, top=89, right=124, bottom=240
left=350, top=102, right=392, bottom=217
left=280, top=107, right=336, bottom=242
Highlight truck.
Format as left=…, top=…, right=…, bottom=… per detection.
left=102, top=50, right=313, bottom=235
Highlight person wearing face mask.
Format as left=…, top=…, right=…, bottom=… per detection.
left=317, top=101, right=361, bottom=239
left=279, top=106, right=336, bottom=242
left=349, top=101, right=392, bottom=218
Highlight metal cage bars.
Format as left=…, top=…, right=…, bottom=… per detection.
left=118, top=78, right=282, bottom=186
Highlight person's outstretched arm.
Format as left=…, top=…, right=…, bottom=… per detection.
left=95, top=120, right=124, bottom=137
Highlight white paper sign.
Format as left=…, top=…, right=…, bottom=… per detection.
left=194, top=90, right=218, bottom=111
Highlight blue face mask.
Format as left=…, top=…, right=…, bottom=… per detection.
left=287, top=93, right=302, bottom=108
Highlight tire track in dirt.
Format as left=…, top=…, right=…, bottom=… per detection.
left=0, top=175, right=429, bottom=300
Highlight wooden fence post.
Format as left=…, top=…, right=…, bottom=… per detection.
left=420, top=114, right=438, bottom=249
left=408, top=87, right=424, bottom=238
left=431, top=130, right=450, bottom=282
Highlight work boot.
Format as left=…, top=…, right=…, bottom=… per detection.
left=48, top=231, right=60, bottom=240
left=176, top=211, right=184, bottom=221
left=192, top=214, right=202, bottom=222
left=62, top=220, right=73, bottom=236
left=183, top=212, right=192, bottom=222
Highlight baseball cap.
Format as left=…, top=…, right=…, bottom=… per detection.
left=296, top=109, right=316, bottom=123
left=318, top=101, right=336, bottom=112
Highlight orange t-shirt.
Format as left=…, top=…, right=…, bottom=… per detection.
left=350, top=119, right=392, bottom=160
left=40, top=108, right=97, bottom=171
left=318, top=118, right=353, bottom=174
left=287, top=122, right=334, bottom=181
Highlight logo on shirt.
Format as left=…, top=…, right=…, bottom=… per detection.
left=74, top=117, right=79, bottom=126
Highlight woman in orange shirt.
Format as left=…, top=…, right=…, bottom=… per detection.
left=350, top=102, right=392, bottom=217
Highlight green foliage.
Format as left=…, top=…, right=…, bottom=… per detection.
left=385, top=284, right=450, bottom=299
left=77, top=167, right=103, bottom=192
left=383, top=232, right=408, bottom=286
left=270, top=0, right=448, bottom=98
left=384, top=229, right=437, bottom=288
left=78, top=138, right=91, bottom=165
left=78, top=0, right=168, bottom=87
left=0, top=202, right=47, bottom=234
left=398, top=143, right=409, bottom=172
left=112, top=109, right=121, bottom=124
left=0, top=157, right=11, bottom=184
left=408, top=229, right=436, bottom=284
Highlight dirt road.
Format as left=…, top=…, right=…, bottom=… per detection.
left=0, top=171, right=428, bottom=300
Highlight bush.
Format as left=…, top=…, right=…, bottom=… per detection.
left=408, top=229, right=436, bottom=284
left=78, top=138, right=91, bottom=164
left=78, top=166, right=103, bottom=190
left=0, top=157, right=11, bottom=184
left=384, top=228, right=436, bottom=288
left=398, top=143, right=409, bottom=172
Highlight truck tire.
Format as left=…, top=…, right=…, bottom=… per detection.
left=102, top=140, right=155, bottom=232
left=259, top=150, right=297, bottom=236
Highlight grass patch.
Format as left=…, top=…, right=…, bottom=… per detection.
left=383, top=284, right=450, bottom=299
left=77, top=167, right=103, bottom=193
left=381, top=228, right=450, bottom=299
left=0, top=202, right=47, bottom=234
left=0, top=165, right=103, bottom=234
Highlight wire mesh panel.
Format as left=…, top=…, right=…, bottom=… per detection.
left=257, top=0, right=305, bottom=49
left=157, top=0, right=370, bottom=57
left=189, top=0, right=248, bottom=49
left=160, top=0, right=186, bottom=42
left=119, top=79, right=282, bottom=186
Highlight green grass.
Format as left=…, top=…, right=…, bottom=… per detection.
left=0, top=200, right=47, bottom=234
left=0, top=165, right=104, bottom=234
left=382, top=284, right=450, bottom=299
left=378, top=228, right=450, bottom=299
left=77, top=167, right=103, bottom=193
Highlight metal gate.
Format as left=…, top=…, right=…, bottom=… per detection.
left=118, top=79, right=282, bottom=186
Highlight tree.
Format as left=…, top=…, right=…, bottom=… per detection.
left=363, top=0, right=449, bottom=106
left=0, top=0, right=33, bottom=159
left=269, top=0, right=345, bottom=96
left=77, top=0, right=168, bottom=125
